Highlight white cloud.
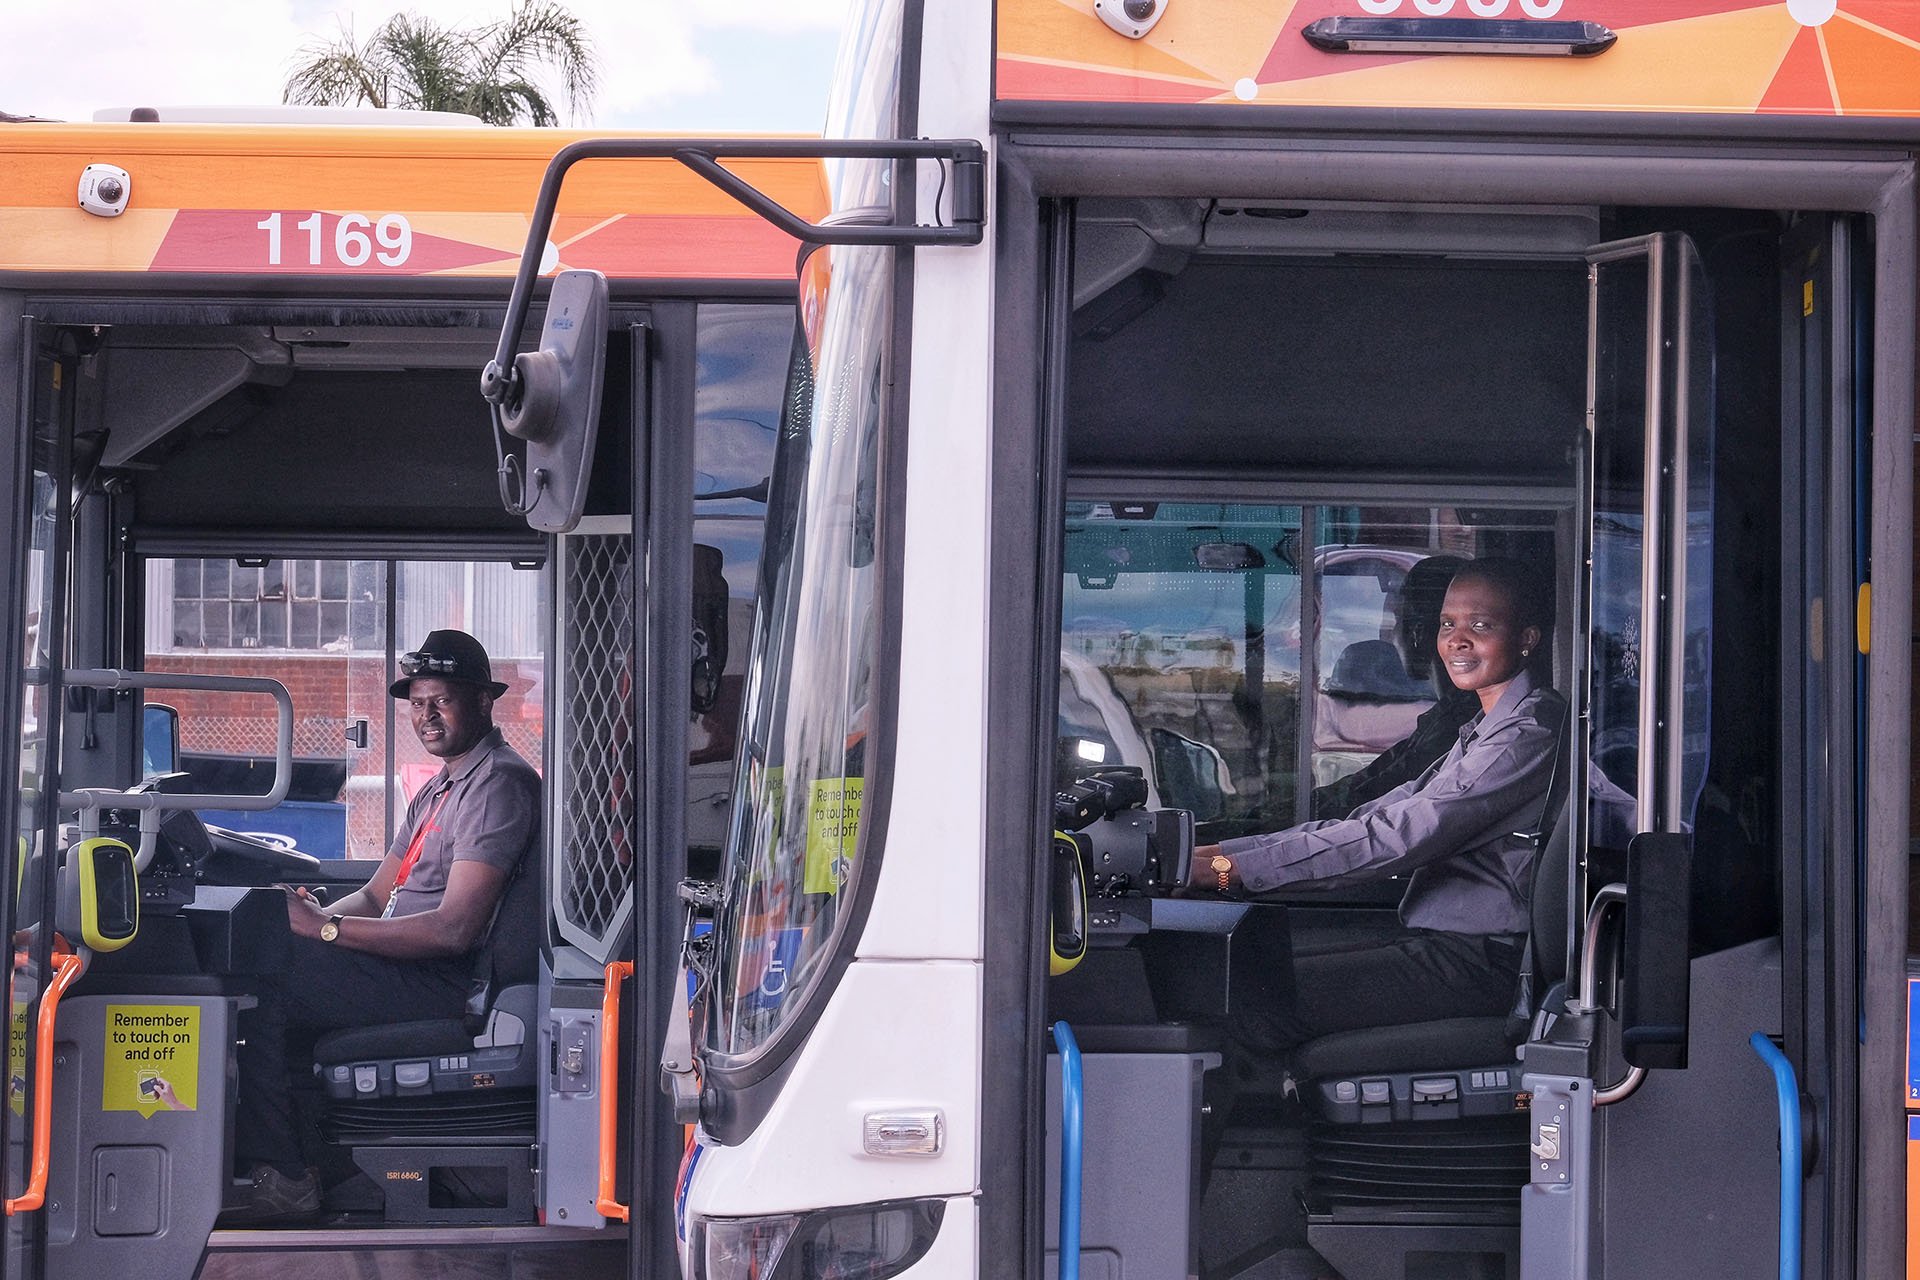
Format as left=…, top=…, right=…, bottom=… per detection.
left=2, top=0, right=851, bottom=126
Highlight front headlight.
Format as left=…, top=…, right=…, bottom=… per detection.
left=691, top=1197, right=944, bottom=1280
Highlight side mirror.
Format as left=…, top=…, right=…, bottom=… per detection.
left=500, top=269, right=609, bottom=534
left=142, top=702, right=179, bottom=778
left=1148, top=727, right=1230, bottom=821
left=1620, top=831, right=1691, bottom=1069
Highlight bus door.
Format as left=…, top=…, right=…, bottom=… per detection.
left=1518, top=230, right=1726, bottom=1276
left=0, top=319, right=216, bottom=1280
left=1777, top=211, right=1870, bottom=1280
left=1, top=316, right=71, bottom=1280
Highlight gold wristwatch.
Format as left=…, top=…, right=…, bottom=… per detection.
left=320, top=914, right=344, bottom=943
left=1210, top=854, right=1233, bottom=894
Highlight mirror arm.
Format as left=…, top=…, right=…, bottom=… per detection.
left=480, top=136, right=987, bottom=416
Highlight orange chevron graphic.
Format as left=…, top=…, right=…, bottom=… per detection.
left=998, top=0, right=1920, bottom=115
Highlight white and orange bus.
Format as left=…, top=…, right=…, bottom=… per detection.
left=0, top=117, right=823, bottom=1280
left=479, top=1, right=1920, bottom=1276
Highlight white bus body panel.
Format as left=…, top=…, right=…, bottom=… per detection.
left=684, top=960, right=982, bottom=1212
left=683, top=10, right=996, bottom=1274
left=855, top=0, right=996, bottom=968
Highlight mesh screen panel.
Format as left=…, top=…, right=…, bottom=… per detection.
left=557, top=531, right=635, bottom=955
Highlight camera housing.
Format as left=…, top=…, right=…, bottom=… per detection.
left=78, top=163, right=131, bottom=218
left=1095, top=0, right=1168, bottom=39
left=1054, top=764, right=1193, bottom=896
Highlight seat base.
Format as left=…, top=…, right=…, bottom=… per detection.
left=326, top=1088, right=536, bottom=1141
left=1306, top=1115, right=1529, bottom=1213
left=1306, top=1216, right=1519, bottom=1280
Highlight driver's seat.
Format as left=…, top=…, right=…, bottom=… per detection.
left=310, top=859, right=541, bottom=1223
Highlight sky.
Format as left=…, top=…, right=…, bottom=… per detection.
left=2, top=0, right=852, bottom=131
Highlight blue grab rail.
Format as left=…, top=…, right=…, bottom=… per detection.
left=1053, top=1021, right=1084, bottom=1280
left=1748, top=1032, right=1801, bottom=1280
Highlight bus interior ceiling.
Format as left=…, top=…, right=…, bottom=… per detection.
left=1049, top=198, right=1793, bottom=1274
left=71, top=321, right=632, bottom=539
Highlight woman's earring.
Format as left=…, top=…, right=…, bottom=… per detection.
left=1521, top=648, right=1531, bottom=657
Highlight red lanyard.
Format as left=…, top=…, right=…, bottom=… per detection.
left=386, top=784, right=454, bottom=914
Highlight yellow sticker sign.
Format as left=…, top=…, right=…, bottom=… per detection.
left=803, top=777, right=862, bottom=896
left=103, top=1004, right=198, bottom=1116
left=8, top=1001, right=24, bottom=1117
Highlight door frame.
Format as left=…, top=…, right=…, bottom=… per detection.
left=984, top=136, right=1916, bottom=1277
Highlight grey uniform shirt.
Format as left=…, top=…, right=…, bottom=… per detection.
left=386, top=728, right=540, bottom=925
left=1220, top=670, right=1564, bottom=935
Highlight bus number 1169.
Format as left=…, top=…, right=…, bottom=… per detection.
left=254, top=211, right=414, bottom=268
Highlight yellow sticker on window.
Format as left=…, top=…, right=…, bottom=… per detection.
left=1803, top=279, right=1815, bottom=317
left=803, top=777, right=863, bottom=896
left=103, top=1004, right=198, bottom=1116
left=8, top=1001, right=24, bottom=1116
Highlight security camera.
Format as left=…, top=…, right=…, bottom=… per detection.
left=78, top=164, right=131, bottom=218
left=1095, top=0, right=1167, bottom=39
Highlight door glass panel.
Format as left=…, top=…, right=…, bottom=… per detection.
left=690, top=303, right=791, bottom=868
left=143, top=557, right=545, bottom=860
left=1674, top=242, right=1715, bottom=828
left=9, top=347, right=68, bottom=1278
left=1584, top=234, right=1714, bottom=858
left=1587, top=250, right=1652, bottom=856
left=17, top=471, right=57, bottom=902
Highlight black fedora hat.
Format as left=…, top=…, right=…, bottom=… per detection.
left=389, top=629, right=510, bottom=699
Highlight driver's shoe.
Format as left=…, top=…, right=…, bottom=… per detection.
left=220, top=1164, right=321, bottom=1226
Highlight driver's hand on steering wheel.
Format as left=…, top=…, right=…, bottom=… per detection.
left=280, top=885, right=329, bottom=938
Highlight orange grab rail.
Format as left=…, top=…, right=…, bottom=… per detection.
left=7, top=941, right=83, bottom=1215
left=596, top=958, right=635, bottom=1222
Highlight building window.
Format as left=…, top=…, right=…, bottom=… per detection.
left=165, top=558, right=380, bottom=653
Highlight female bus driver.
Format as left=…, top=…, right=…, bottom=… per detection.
left=1189, top=557, right=1565, bottom=1053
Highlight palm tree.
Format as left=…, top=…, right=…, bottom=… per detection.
left=284, top=2, right=599, bottom=126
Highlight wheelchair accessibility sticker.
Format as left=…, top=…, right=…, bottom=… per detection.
left=103, top=1004, right=198, bottom=1116
left=742, top=928, right=807, bottom=1015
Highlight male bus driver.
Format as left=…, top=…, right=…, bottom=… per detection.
left=228, top=629, right=541, bottom=1224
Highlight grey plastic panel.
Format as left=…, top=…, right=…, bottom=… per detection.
left=1519, top=1072, right=1594, bottom=1278
left=537, top=966, right=609, bottom=1228
left=1043, top=1050, right=1218, bottom=1280
left=46, top=994, right=235, bottom=1280
left=1596, top=938, right=1783, bottom=1279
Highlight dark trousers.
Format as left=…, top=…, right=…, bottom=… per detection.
left=1240, top=928, right=1523, bottom=1056
left=233, top=934, right=467, bottom=1176
left=1213, top=926, right=1524, bottom=1146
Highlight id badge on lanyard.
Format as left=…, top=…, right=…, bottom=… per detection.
left=385, top=786, right=454, bottom=918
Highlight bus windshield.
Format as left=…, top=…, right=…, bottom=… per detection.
left=705, top=0, right=906, bottom=1061
left=708, top=243, right=892, bottom=1058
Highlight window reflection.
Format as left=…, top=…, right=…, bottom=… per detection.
left=1058, top=502, right=1559, bottom=844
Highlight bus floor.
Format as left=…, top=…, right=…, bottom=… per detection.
left=1202, top=1119, right=1320, bottom=1278
left=201, top=1225, right=627, bottom=1278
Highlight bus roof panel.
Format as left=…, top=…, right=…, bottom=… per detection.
left=996, top=0, right=1920, bottom=118
left=0, top=125, right=826, bottom=279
